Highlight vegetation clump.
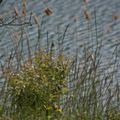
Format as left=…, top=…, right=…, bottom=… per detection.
left=0, top=0, right=120, bottom=120
left=2, top=52, right=69, bottom=120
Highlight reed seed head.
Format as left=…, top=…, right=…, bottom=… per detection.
left=44, top=8, right=53, bottom=16
left=14, top=7, right=19, bottom=16
left=83, top=10, right=91, bottom=21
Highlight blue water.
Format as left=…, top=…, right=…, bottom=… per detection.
left=0, top=0, right=120, bottom=82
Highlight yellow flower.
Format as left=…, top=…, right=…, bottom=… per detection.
left=57, top=108, right=62, bottom=113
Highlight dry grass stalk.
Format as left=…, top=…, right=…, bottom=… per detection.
left=33, top=13, right=40, bottom=25
left=12, top=32, right=20, bottom=46
left=0, top=15, right=3, bottom=22
left=14, top=0, right=19, bottom=17
left=22, top=0, right=27, bottom=16
left=14, top=7, right=19, bottom=17
left=44, top=8, right=53, bottom=16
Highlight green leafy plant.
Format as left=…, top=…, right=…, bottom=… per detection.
left=2, top=52, right=69, bottom=120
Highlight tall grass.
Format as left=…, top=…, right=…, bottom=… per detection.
left=0, top=0, right=120, bottom=120
left=63, top=43, right=120, bottom=120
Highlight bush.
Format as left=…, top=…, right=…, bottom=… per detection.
left=2, top=51, right=69, bottom=120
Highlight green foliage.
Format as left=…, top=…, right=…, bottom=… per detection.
left=61, top=44, right=120, bottom=120
left=0, top=1, right=120, bottom=119
left=2, top=52, right=69, bottom=120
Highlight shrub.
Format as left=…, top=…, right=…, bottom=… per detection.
left=2, top=51, right=69, bottom=120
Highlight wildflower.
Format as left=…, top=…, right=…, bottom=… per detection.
left=44, top=8, right=53, bottom=16
left=57, top=108, right=62, bottom=113
left=54, top=104, right=62, bottom=113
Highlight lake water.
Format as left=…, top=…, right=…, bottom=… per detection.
left=0, top=0, right=120, bottom=82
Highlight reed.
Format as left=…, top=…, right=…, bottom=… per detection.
left=0, top=0, right=120, bottom=120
